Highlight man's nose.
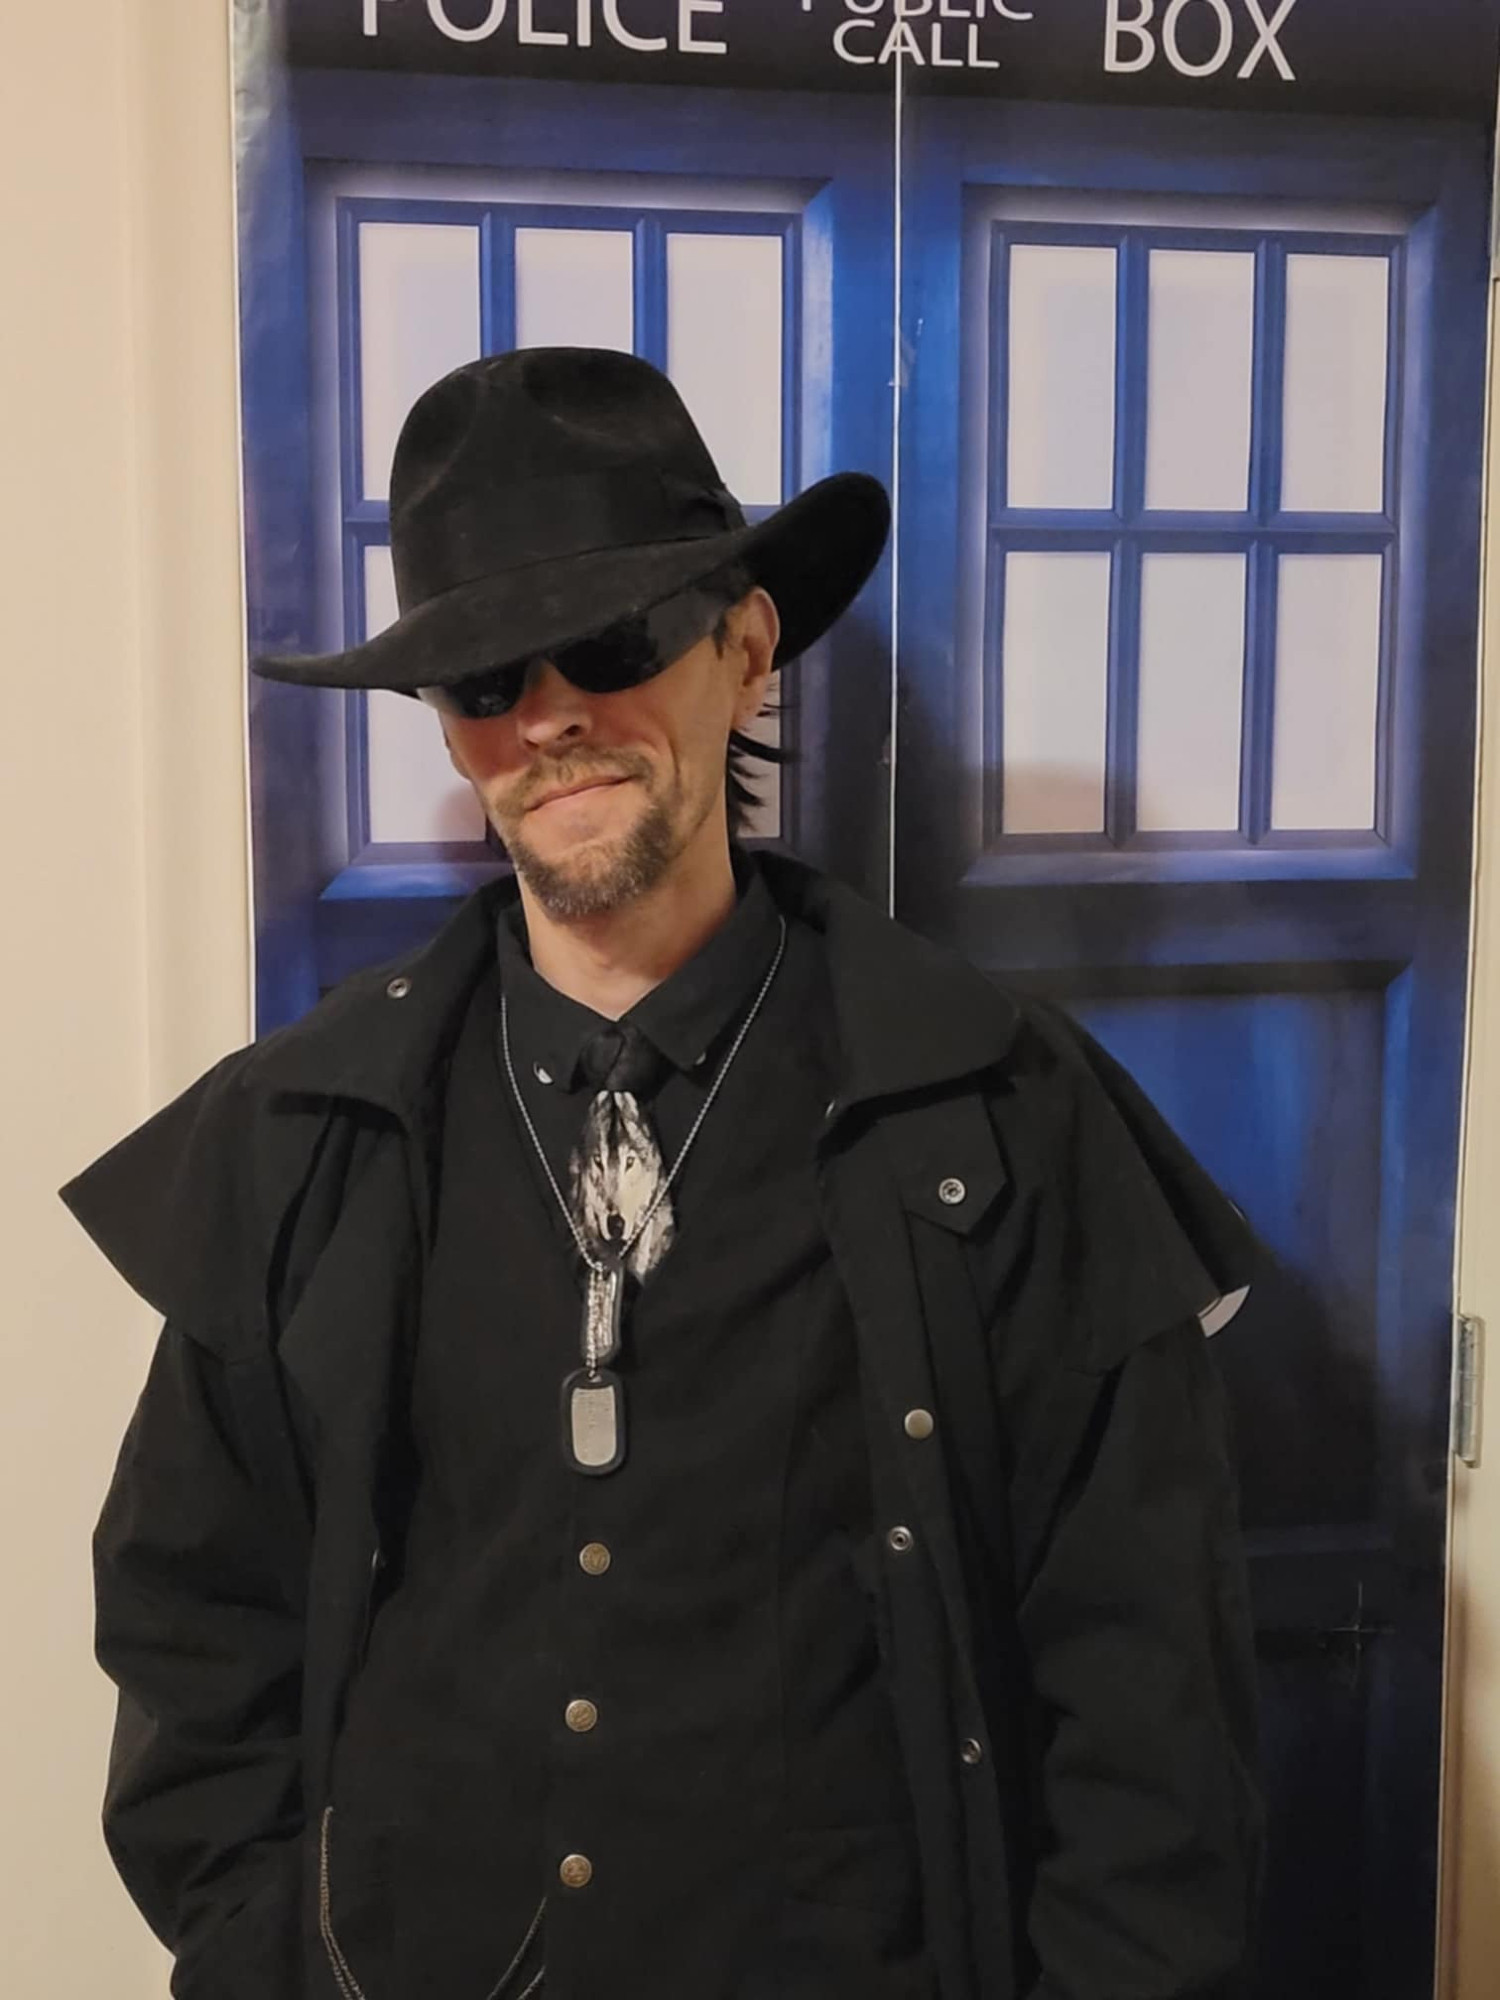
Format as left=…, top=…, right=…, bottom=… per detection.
left=512, top=658, right=590, bottom=745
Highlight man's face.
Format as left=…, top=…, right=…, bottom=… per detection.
left=439, top=590, right=778, bottom=919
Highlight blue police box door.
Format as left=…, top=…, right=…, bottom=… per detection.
left=894, top=94, right=1489, bottom=1999
left=240, top=33, right=1491, bottom=1998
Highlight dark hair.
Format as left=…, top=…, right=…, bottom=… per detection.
left=703, top=559, right=798, bottom=840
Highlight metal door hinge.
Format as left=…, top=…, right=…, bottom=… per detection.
left=1454, top=1315, right=1484, bottom=1468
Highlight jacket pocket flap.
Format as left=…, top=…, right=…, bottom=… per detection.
left=881, top=1093, right=1008, bottom=1237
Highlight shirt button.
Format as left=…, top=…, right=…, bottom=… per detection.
left=886, top=1524, right=915, bottom=1554
left=385, top=976, right=411, bottom=1000
left=903, top=1408, right=935, bottom=1440
left=565, top=1698, right=598, bottom=1733
left=960, top=1737, right=986, bottom=1767
left=579, top=1542, right=612, bottom=1576
left=559, top=1853, right=593, bottom=1889
left=938, top=1176, right=966, bottom=1206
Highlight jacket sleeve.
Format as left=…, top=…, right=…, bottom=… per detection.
left=93, top=1315, right=309, bottom=1999
left=986, top=998, right=1264, bottom=1999
left=1014, top=1320, right=1264, bottom=2000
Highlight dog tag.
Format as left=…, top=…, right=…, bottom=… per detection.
left=563, top=1367, right=626, bottom=1475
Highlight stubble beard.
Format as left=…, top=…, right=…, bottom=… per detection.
left=495, top=769, right=687, bottom=919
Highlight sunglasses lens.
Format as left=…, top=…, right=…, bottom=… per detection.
left=553, top=614, right=660, bottom=693
left=417, top=661, right=527, bottom=719
left=415, top=581, right=733, bottom=714
left=556, top=587, right=725, bottom=693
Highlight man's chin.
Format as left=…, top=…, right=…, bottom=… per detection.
left=503, top=808, right=678, bottom=919
left=509, top=804, right=634, bottom=877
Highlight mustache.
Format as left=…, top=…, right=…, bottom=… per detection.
left=518, top=755, right=650, bottom=808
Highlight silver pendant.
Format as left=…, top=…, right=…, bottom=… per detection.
left=583, top=1258, right=625, bottom=1371
left=563, top=1367, right=626, bottom=1475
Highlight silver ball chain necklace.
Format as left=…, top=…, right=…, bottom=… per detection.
left=500, top=912, right=788, bottom=1474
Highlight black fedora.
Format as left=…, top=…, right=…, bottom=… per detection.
left=252, top=347, right=890, bottom=695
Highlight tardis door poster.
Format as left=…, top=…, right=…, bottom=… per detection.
left=233, top=2, right=1500, bottom=1993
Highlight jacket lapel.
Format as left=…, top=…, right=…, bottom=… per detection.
left=756, top=851, right=1022, bottom=1111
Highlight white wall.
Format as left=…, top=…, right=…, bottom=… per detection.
left=1442, top=277, right=1500, bottom=2000
left=0, top=5, right=250, bottom=1995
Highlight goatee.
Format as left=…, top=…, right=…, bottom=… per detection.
left=502, top=791, right=681, bottom=918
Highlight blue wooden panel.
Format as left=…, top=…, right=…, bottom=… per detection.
left=1077, top=983, right=1387, bottom=1531
left=242, top=73, right=340, bottom=1031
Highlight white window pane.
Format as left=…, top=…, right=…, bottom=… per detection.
left=515, top=227, right=633, bottom=353
left=1271, top=553, right=1384, bottom=831
left=1001, top=551, right=1112, bottom=834
left=364, top=540, right=400, bottom=638
left=363, top=545, right=484, bottom=844
left=667, top=233, right=783, bottom=507
left=1145, top=250, right=1255, bottom=512
left=1136, top=554, right=1246, bottom=831
left=359, top=223, right=481, bottom=503
left=1006, top=244, right=1116, bottom=511
left=1281, top=255, right=1390, bottom=514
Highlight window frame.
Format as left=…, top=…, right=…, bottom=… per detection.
left=977, top=217, right=1410, bottom=880
left=952, top=193, right=1432, bottom=884
left=330, top=191, right=805, bottom=885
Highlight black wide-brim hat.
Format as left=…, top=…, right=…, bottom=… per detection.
left=253, top=348, right=891, bottom=695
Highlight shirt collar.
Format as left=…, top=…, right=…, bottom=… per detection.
left=495, top=846, right=784, bottom=1094
left=201, top=849, right=1022, bottom=1135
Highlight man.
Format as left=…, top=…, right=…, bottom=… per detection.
left=63, top=349, right=1263, bottom=2000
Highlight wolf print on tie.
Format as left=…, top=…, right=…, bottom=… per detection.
left=569, top=1022, right=676, bottom=1285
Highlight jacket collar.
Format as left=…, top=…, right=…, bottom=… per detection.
left=246, top=851, right=1022, bottom=1123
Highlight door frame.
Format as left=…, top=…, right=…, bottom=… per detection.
left=1441, top=249, right=1500, bottom=2000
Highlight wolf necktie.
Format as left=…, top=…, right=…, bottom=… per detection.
left=568, top=1020, right=677, bottom=1284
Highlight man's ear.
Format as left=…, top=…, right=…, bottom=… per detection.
left=732, top=586, right=780, bottom=731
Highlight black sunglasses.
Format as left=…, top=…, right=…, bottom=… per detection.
left=415, top=582, right=731, bottom=721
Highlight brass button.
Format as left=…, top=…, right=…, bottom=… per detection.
left=938, top=1176, right=966, bottom=1206
left=579, top=1542, right=612, bottom=1576
left=903, top=1408, right=935, bottom=1440
left=385, top=976, right=411, bottom=1000
left=886, top=1524, right=915, bottom=1554
left=565, top=1698, right=598, bottom=1733
left=558, top=1853, right=593, bottom=1889
left=960, top=1737, right=985, bottom=1766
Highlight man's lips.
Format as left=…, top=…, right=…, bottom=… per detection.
left=526, top=775, right=631, bottom=811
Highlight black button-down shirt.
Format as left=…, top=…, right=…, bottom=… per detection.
left=325, top=848, right=931, bottom=1999
left=493, top=842, right=788, bottom=1213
